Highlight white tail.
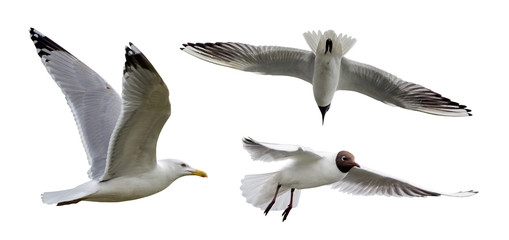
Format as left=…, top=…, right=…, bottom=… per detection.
left=240, top=173, right=301, bottom=211
left=41, top=181, right=97, bottom=206
left=303, top=30, right=356, bottom=56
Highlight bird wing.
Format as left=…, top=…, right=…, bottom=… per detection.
left=100, top=43, right=170, bottom=181
left=331, top=167, right=477, bottom=197
left=181, top=42, right=315, bottom=82
left=30, top=28, right=122, bottom=180
left=242, top=137, right=321, bottom=162
left=338, top=58, right=471, bottom=117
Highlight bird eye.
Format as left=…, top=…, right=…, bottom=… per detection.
left=180, top=163, right=187, bottom=167
left=341, top=156, right=347, bottom=161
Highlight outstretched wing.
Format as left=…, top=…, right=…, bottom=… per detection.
left=242, top=137, right=321, bottom=162
left=181, top=42, right=315, bottom=82
left=339, top=58, right=471, bottom=117
left=101, top=43, right=170, bottom=181
left=331, top=167, right=477, bottom=197
left=30, top=28, right=122, bottom=180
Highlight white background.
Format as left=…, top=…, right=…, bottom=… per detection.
left=1, top=0, right=507, bottom=239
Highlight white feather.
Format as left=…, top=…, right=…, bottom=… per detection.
left=41, top=182, right=98, bottom=205
left=240, top=173, right=301, bottom=211
left=242, top=137, right=321, bottom=162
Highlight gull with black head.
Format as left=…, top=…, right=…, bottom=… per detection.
left=240, top=137, right=477, bottom=221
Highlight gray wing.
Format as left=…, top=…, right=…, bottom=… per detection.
left=331, top=167, right=477, bottom=197
left=242, top=137, right=321, bottom=162
left=181, top=42, right=315, bottom=82
left=101, top=43, right=170, bottom=181
left=30, top=28, right=121, bottom=180
left=339, top=58, right=471, bottom=117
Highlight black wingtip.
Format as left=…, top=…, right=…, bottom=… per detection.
left=29, top=28, right=72, bottom=58
left=242, top=137, right=255, bottom=145
left=123, top=44, right=158, bottom=75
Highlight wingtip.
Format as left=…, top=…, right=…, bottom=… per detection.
left=444, top=190, right=478, bottom=197
left=29, top=27, right=41, bottom=36
left=29, top=28, right=72, bottom=59
left=243, top=137, right=255, bottom=144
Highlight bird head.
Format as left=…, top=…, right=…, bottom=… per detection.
left=164, top=159, right=208, bottom=178
left=335, top=151, right=360, bottom=173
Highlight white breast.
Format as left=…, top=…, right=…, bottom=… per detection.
left=86, top=164, right=175, bottom=202
left=278, top=153, right=346, bottom=190
left=312, top=55, right=342, bottom=106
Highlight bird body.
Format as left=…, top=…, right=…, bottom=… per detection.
left=30, top=28, right=206, bottom=206
left=240, top=137, right=477, bottom=221
left=42, top=159, right=190, bottom=205
left=277, top=151, right=344, bottom=189
left=182, top=30, right=471, bottom=123
left=308, top=30, right=346, bottom=109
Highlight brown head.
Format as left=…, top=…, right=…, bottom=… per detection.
left=335, top=151, right=360, bottom=173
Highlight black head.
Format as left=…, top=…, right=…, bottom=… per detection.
left=335, top=151, right=359, bottom=173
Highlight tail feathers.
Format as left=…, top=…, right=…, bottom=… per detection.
left=241, top=173, right=301, bottom=211
left=303, top=30, right=356, bottom=56
left=41, top=182, right=97, bottom=206
left=303, top=30, right=322, bottom=53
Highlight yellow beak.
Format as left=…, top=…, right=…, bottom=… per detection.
left=189, top=169, right=208, bottom=178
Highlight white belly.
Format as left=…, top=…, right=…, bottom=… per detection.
left=86, top=168, right=173, bottom=202
left=312, top=57, right=341, bottom=106
left=279, top=159, right=346, bottom=190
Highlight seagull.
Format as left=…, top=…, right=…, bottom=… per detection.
left=30, top=28, right=207, bottom=206
left=181, top=30, right=471, bottom=124
left=240, top=137, right=477, bottom=221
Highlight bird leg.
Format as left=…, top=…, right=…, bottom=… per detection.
left=282, top=188, right=295, bottom=222
left=264, top=184, right=281, bottom=215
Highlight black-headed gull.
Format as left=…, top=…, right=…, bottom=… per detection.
left=30, top=28, right=207, bottom=206
left=182, top=30, right=471, bottom=124
left=240, top=137, right=477, bottom=221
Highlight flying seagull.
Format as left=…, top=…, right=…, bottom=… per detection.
left=30, top=28, right=207, bottom=206
left=181, top=30, right=471, bottom=124
left=240, top=137, right=477, bottom=221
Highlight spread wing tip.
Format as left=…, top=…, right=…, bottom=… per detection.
left=442, top=190, right=478, bottom=197
left=123, top=43, right=157, bottom=74
left=30, top=28, right=70, bottom=58
left=408, top=93, right=472, bottom=117
left=242, top=137, right=257, bottom=147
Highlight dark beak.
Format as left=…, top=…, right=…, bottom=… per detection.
left=325, top=39, right=333, bottom=54
left=319, top=104, right=330, bottom=125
